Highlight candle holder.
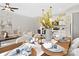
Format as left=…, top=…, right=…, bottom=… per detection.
left=37, top=34, right=44, bottom=45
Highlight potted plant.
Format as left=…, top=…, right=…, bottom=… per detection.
left=40, top=7, right=54, bottom=41
left=40, top=6, right=63, bottom=41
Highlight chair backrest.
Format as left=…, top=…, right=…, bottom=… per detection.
left=31, top=48, right=37, bottom=56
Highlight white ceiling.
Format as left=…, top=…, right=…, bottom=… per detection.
left=0, top=3, right=78, bottom=17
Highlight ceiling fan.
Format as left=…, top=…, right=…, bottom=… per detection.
left=0, top=3, right=18, bottom=12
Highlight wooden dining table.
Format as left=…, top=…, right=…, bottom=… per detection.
left=41, top=37, right=71, bottom=56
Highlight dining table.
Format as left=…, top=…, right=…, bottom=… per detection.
left=41, top=37, right=71, bottom=56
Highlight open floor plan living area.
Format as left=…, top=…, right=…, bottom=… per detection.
left=0, top=3, right=79, bottom=56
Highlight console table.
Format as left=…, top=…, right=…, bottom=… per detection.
left=0, top=36, right=20, bottom=47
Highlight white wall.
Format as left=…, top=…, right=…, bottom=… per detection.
left=0, top=11, right=40, bottom=34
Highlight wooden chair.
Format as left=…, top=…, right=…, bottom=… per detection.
left=31, top=48, right=37, bottom=56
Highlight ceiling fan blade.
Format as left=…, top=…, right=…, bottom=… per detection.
left=5, top=3, right=10, bottom=5
left=11, top=7, right=18, bottom=9
left=2, top=8, right=5, bottom=10
left=10, top=9, right=14, bottom=12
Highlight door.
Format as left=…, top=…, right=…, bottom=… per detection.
left=72, top=13, right=79, bottom=39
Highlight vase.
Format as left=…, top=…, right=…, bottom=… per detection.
left=45, top=29, right=53, bottom=41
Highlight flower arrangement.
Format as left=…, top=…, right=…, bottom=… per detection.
left=40, top=6, right=63, bottom=29
left=40, top=6, right=53, bottom=29
left=40, top=13, right=53, bottom=29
